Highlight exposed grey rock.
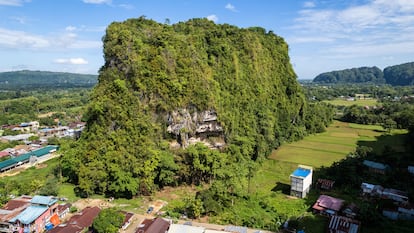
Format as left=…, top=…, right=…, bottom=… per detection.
left=167, top=108, right=224, bottom=148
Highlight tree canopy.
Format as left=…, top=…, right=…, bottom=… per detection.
left=313, top=66, right=384, bottom=84
left=384, top=62, right=414, bottom=86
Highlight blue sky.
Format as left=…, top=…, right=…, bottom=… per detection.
left=0, top=0, right=413, bottom=79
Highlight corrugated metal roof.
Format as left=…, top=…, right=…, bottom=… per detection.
left=168, top=224, right=205, bottom=233
left=363, top=160, right=388, bottom=170
left=10, top=205, right=48, bottom=224
left=31, top=195, right=57, bottom=206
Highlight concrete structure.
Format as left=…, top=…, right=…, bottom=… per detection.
left=290, top=165, right=313, bottom=198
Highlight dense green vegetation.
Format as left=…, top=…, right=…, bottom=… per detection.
left=61, top=17, right=334, bottom=215
left=313, top=66, right=384, bottom=84
left=384, top=62, right=414, bottom=86
left=0, top=89, right=90, bottom=125
left=312, top=62, right=414, bottom=86
left=0, top=70, right=97, bottom=90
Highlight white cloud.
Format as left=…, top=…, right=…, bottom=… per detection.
left=225, top=3, right=237, bottom=12
left=290, top=0, right=414, bottom=78
left=207, top=14, right=218, bottom=22
left=65, top=26, right=77, bottom=31
left=119, top=4, right=134, bottom=10
left=0, top=28, right=49, bottom=48
left=82, top=0, right=111, bottom=4
left=0, top=0, right=23, bottom=6
left=303, top=1, right=315, bottom=8
left=54, top=58, right=89, bottom=65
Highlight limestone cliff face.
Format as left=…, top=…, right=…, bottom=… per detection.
left=167, top=108, right=223, bottom=147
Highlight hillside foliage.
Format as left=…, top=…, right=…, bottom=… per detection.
left=384, top=62, right=414, bottom=86
left=313, top=66, right=384, bottom=84
left=62, top=17, right=334, bottom=200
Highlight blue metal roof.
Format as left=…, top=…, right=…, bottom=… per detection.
left=10, top=205, right=48, bottom=224
left=363, top=160, right=389, bottom=170
left=31, top=196, right=57, bottom=206
left=292, top=167, right=311, bottom=178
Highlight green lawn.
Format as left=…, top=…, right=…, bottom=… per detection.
left=270, top=121, right=383, bottom=168
left=324, top=98, right=379, bottom=107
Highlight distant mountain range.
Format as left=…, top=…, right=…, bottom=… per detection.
left=0, top=70, right=98, bottom=89
left=313, top=62, right=414, bottom=86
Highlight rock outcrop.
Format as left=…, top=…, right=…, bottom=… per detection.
left=167, top=108, right=223, bottom=147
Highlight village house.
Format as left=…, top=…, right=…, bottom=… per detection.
left=121, top=211, right=134, bottom=230
left=312, top=195, right=345, bottom=216
left=9, top=195, right=59, bottom=233
left=136, top=217, right=171, bottom=233
left=0, top=196, right=32, bottom=233
left=48, top=206, right=101, bottom=233
left=328, top=215, right=360, bottom=233
left=361, top=182, right=383, bottom=197
left=290, top=165, right=313, bottom=198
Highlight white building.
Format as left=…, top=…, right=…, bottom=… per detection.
left=290, top=165, right=313, bottom=198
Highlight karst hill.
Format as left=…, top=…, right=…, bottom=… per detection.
left=62, top=17, right=332, bottom=197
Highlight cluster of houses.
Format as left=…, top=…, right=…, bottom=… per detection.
left=289, top=159, right=414, bottom=233
left=0, top=195, right=134, bottom=233
left=0, top=121, right=85, bottom=144
left=289, top=165, right=361, bottom=233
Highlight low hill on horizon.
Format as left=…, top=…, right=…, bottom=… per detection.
left=0, top=70, right=98, bottom=89
left=313, top=62, right=414, bottom=86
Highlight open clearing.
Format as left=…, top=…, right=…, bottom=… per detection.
left=269, top=121, right=383, bottom=168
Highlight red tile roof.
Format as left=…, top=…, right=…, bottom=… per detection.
left=49, top=206, right=101, bottom=233
left=313, top=195, right=344, bottom=212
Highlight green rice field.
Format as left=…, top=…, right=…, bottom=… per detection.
left=323, top=98, right=379, bottom=107
left=269, top=121, right=383, bottom=168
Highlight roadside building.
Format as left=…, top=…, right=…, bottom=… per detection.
left=290, top=165, right=313, bottom=198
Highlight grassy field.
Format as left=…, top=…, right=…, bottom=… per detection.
left=269, top=121, right=383, bottom=168
left=323, top=98, right=379, bottom=107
